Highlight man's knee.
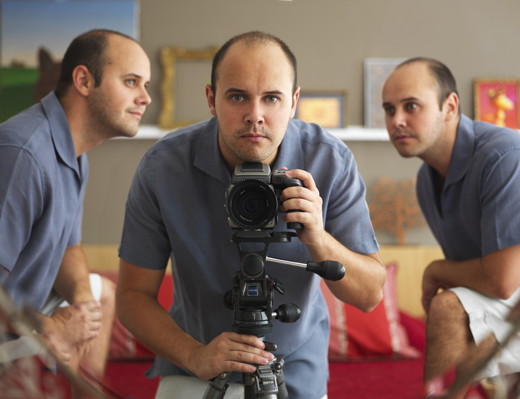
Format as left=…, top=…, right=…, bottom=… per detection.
left=99, top=276, right=115, bottom=307
left=428, top=290, right=467, bottom=326
left=97, top=276, right=116, bottom=327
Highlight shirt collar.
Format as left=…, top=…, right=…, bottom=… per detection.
left=40, top=92, right=81, bottom=177
left=445, top=114, right=475, bottom=186
left=194, top=118, right=230, bottom=184
left=193, top=118, right=302, bottom=183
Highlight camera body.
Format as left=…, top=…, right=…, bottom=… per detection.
left=225, top=162, right=302, bottom=230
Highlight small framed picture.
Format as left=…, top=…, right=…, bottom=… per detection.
left=364, top=58, right=406, bottom=128
left=473, top=79, right=520, bottom=129
left=295, top=90, right=348, bottom=128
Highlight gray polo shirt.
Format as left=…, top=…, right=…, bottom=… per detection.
left=0, top=92, right=87, bottom=311
left=119, top=117, right=378, bottom=397
left=417, top=115, right=520, bottom=260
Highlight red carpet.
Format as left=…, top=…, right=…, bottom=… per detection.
left=103, top=360, right=158, bottom=399
left=103, top=359, right=425, bottom=399
left=328, top=358, right=424, bottom=399
left=2, top=357, right=486, bottom=399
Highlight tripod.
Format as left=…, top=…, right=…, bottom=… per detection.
left=203, top=230, right=345, bottom=399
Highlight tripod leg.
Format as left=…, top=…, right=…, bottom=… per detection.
left=243, top=364, right=282, bottom=399
left=203, top=372, right=231, bottom=399
left=273, top=361, right=288, bottom=399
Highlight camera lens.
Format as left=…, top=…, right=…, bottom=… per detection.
left=226, top=180, right=278, bottom=229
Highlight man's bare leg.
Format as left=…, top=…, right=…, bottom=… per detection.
left=71, top=276, right=116, bottom=398
left=425, top=291, right=472, bottom=398
left=81, top=276, right=115, bottom=377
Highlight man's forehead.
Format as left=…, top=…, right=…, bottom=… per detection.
left=216, top=43, right=293, bottom=91
left=384, top=64, right=436, bottom=99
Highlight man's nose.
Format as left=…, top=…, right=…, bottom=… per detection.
left=244, top=100, right=265, bottom=125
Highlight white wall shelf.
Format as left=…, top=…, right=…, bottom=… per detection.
left=126, top=124, right=389, bottom=141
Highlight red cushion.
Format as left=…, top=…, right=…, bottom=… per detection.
left=322, top=262, right=421, bottom=360
left=98, top=271, right=173, bottom=360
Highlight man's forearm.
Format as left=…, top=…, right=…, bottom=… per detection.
left=117, top=289, right=201, bottom=372
left=427, top=246, right=520, bottom=300
left=53, top=243, right=93, bottom=304
left=310, top=232, right=385, bottom=312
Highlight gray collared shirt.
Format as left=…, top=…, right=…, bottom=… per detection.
left=119, top=117, right=378, bottom=397
left=0, top=92, right=87, bottom=311
left=417, top=114, right=520, bottom=260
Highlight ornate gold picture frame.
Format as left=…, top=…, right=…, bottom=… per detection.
left=295, top=90, right=348, bottom=128
left=158, top=46, right=218, bottom=130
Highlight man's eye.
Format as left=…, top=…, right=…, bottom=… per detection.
left=231, top=94, right=245, bottom=102
left=265, top=96, right=279, bottom=103
left=384, top=106, right=395, bottom=116
left=126, top=79, right=137, bottom=87
left=405, top=103, right=418, bottom=111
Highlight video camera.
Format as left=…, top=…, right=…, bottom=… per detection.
left=225, top=162, right=303, bottom=231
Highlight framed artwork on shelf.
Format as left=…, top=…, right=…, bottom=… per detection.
left=0, top=0, right=139, bottom=123
left=295, top=90, right=348, bottom=128
left=158, top=46, right=218, bottom=130
left=473, top=79, right=520, bottom=129
left=364, top=58, right=406, bottom=128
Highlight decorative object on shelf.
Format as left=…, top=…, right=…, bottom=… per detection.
left=159, top=46, right=218, bottom=130
left=295, top=90, right=348, bottom=128
left=364, top=58, right=406, bottom=129
left=473, top=78, right=520, bottom=129
left=368, top=177, right=426, bottom=245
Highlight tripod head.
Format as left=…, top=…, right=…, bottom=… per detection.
left=225, top=229, right=346, bottom=337
left=225, top=230, right=302, bottom=337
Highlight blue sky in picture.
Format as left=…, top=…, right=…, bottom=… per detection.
left=1, top=0, right=138, bottom=67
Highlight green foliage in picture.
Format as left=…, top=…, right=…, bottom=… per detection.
left=0, top=67, right=38, bottom=122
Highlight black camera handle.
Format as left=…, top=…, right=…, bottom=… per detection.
left=266, top=256, right=345, bottom=281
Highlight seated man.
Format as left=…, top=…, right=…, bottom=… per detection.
left=0, top=28, right=152, bottom=398
left=382, top=57, right=520, bottom=398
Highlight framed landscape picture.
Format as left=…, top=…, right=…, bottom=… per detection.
left=295, top=90, right=348, bottom=128
left=364, top=58, right=406, bottom=128
left=0, top=0, right=139, bottom=123
left=473, top=78, right=520, bottom=129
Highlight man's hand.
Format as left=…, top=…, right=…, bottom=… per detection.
left=280, top=169, right=325, bottom=247
left=189, top=332, right=275, bottom=380
left=40, top=300, right=102, bottom=363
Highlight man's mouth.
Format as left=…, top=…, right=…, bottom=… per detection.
left=391, top=130, right=413, bottom=143
left=128, top=108, right=145, bottom=120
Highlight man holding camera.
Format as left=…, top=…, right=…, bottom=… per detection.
left=117, top=31, right=385, bottom=399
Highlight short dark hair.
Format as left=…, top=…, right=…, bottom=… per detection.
left=397, top=57, right=459, bottom=112
left=210, top=31, right=298, bottom=95
left=55, top=29, right=136, bottom=98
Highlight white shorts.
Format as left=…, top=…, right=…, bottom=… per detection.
left=450, top=286, right=520, bottom=379
left=155, top=375, right=328, bottom=399
left=0, top=273, right=103, bottom=363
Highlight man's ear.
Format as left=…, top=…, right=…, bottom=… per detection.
left=444, top=92, right=460, bottom=121
left=71, top=65, right=94, bottom=97
left=290, top=86, right=301, bottom=118
left=206, top=84, right=217, bottom=116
